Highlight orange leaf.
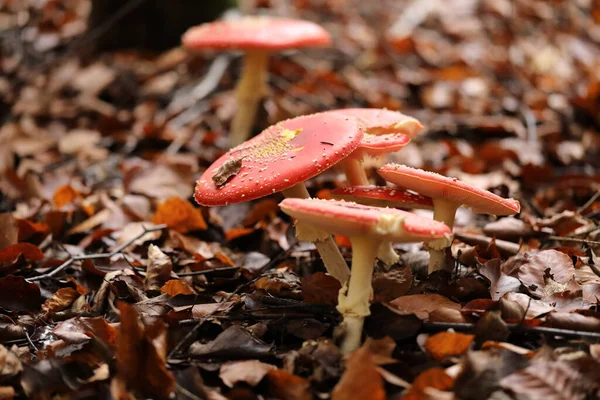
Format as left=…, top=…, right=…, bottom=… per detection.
left=267, top=369, right=312, bottom=400
left=403, top=368, right=454, bottom=400
left=152, top=197, right=207, bottom=233
left=225, top=227, right=255, bottom=241
left=424, top=331, right=474, bottom=360
left=215, top=252, right=234, bottom=267
left=244, top=198, right=279, bottom=227
left=334, top=234, right=351, bottom=248
left=316, top=189, right=332, bottom=199
left=332, top=346, right=385, bottom=400
left=53, top=185, right=80, bottom=208
left=161, top=279, right=196, bottom=296
left=17, top=219, right=49, bottom=242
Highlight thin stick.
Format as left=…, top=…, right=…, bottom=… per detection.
left=577, top=186, right=600, bottom=214
left=422, top=321, right=600, bottom=340
left=547, top=236, right=600, bottom=246
left=27, top=224, right=167, bottom=282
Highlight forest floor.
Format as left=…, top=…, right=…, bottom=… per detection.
left=2, top=0, right=600, bottom=399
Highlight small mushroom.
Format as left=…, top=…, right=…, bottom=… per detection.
left=279, top=198, right=451, bottom=353
left=194, top=112, right=364, bottom=284
left=182, top=16, right=331, bottom=146
left=330, top=185, right=434, bottom=265
left=326, top=108, right=422, bottom=184
left=378, top=164, right=520, bottom=273
left=325, top=109, right=423, bottom=264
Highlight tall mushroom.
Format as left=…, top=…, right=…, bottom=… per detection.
left=182, top=16, right=331, bottom=146
left=194, top=112, right=364, bottom=284
left=324, top=109, right=423, bottom=264
left=279, top=198, right=450, bottom=353
left=378, top=164, right=520, bottom=273
left=330, top=185, right=434, bottom=266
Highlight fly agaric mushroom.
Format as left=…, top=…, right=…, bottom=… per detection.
left=326, top=108, right=423, bottom=185
left=331, top=185, right=434, bottom=265
left=182, top=16, right=331, bottom=146
left=378, top=164, right=520, bottom=273
left=278, top=198, right=451, bottom=353
left=194, top=112, right=364, bottom=284
left=324, top=109, right=423, bottom=264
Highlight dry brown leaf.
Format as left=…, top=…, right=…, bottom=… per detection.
left=113, top=302, right=175, bottom=399
left=331, top=346, right=385, bottom=400
left=160, top=279, right=195, bottom=296
left=0, top=344, right=22, bottom=381
left=152, top=197, right=207, bottom=233
left=145, top=245, right=173, bottom=293
left=545, top=312, right=600, bottom=332
left=219, top=360, right=276, bottom=388
left=517, top=250, right=576, bottom=298
left=372, top=267, right=412, bottom=303
left=53, top=317, right=117, bottom=346
left=424, top=332, right=475, bottom=360
left=42, top=287, right=80, bottom=315
left=0, top=275, right=41, bottom=312
left=301, top=272, right=341, bottom=305
left=388, top=294, right=461, bottom=320
left=0, top=243, right=44, bottom=266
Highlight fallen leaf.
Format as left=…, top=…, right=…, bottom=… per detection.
left=545, top=312, right=600, bottom=332
left=161, top=279, right=195, bottom=296
left=266, top=369, right=312, bottom=400
left=424, top=331, right=474, bottom=360
left=502, top=292, right=554, bottom=319
left=301, top=272, right=341, bottom=305
left=517, top=250, right=575, bottom=298
left=0, top=275, right=41, bottom=312
left=115, top=222, right=162, bottom=248
left=0, top=344, right=22, bottom=380
left=331, top=346, right=385, bottom=400
left=113, top=302, right=175, bottom=399
left=190, top=301, right=236, bottom=318
left=145, top=244, right=173, bottom=294
left=219, top=360, right=276, bottom=387
left=403, top=368, right=454, bottom=400
left=189, top=326, right=272, bottom=359
left=0, top=243, right=44, bottom=265
left=152, top=197, right=207, bottom=233
left=52, top=185, right=80, bottom=208
left=53, top=317, right=117, bottom=346
left=388, top=294, right=461, bottom=320
left=42, top=287, right=80, bottom=315
left=478, top=259, right=522, bottom=301
left=17, top=219, right=50, bottom=242
left=212, top=157, right=245, bottom=187
left=372, top=267, right=412, bottom=302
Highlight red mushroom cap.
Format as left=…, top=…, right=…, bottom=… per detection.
left=182, top=16, right=331, bottom=51
left=330, top=185, right=433, bottom=209
left=378, top=164, right=521, bottom=215
left=194, top=113, right=363, bottom=206
left=326, top=109, right=422, bottom=157
left=279, top=198, right=450, bottom=241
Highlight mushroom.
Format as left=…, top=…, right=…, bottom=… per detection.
left=326, top=108, right=423, bottom=185
left=278, top=198, right=450, bottom=353
left=182, top=16, right=331, bottom=146
left=324, top=109, right=423, bottom=264
left=194, top=112, right=364, bottom=284
left=378, top=164, right=521, bottom=273
left=330, top=185, right=434, bottom=266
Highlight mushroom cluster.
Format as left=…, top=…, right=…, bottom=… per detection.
left=193, top=105, right=520, bottom=353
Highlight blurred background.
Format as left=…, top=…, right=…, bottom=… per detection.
left=1, top=0, right=600, bottom=214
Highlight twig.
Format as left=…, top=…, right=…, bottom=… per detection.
left=27, top=224, right=167, bottom=282
left=577, top=186, right=600, bottom=214
left=422, top=321, right=600, bottom=340
left=546, top=236, right=600, bottom=246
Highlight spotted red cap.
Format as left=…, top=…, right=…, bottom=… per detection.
left=279, top=198, right=450, bottom=241
left=331, top=185, right=433, bottom=209
left=378, top=164, right=521, bottom=215
left=194, top=113, right=363, bottom=206
left=325, top=109, right=422, bottom=157
left=182, top=16, right=331, bottom=51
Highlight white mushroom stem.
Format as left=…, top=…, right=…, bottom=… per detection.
left=230, top=49, right=270, bottom=147
left=282, top=184, right=350, bottom=284
left=427, top=198, right=459, bottom=273
left=337, top=236, right=379, bottom=354
left=342, top=157, right=399, bottom=268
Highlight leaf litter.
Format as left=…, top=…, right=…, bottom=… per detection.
left=2, top=0, right=600, bottom=398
